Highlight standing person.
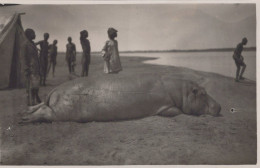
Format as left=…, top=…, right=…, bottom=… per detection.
left=80, top=30, right=91, bottom=77
left=66, top=37, right=76, bottom=74
left=233, top=37, right=248, bottom=82
left=36, top=33, right=49, bottom=86
left=23, top=28, right=41, bottom=106
left=101, top=27, right=122, bottom=74
left=47, top=40, right=58, bottom=77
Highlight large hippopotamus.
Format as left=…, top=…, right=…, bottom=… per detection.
left=21, top=73, right=221, bottom=123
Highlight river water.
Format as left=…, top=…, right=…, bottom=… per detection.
left=121, top=51, right=256, bottom=81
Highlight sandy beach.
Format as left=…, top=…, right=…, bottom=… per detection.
left=0, top=53, right=256, bottom=165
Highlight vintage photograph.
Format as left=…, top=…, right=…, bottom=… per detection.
left=0, top=2, right=257, bottom=165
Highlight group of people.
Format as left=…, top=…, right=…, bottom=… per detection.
left=23, top=27, right=122, bottom=106
left=35, top=33, right=58, bottom=86
left=22, top=22, right=247, bottom=107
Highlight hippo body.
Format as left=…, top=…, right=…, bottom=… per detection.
left=22, top=74, right=221, bottom=123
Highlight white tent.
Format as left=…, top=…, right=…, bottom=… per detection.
left=0, top=13, right=27, bottom=89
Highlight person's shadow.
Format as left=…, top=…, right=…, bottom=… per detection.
left=237, top=78, right=256, bottom=86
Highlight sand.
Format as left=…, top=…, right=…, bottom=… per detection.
left=0, top=53, right=256, bottom=165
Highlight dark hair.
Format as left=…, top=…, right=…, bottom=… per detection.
left=242, top=37, right=248, bottom=43
left=44, top=33, right=49, bottom=38
left=80, top=30, right=88, bottom=41
left=107, top=27, right=117, bottom=39
left=25, top=28, right=35, bottom=39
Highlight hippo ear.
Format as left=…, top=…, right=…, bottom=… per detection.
left=192, top=87, right=198, bottom=95
left=201, top=88, right=207, bottom=95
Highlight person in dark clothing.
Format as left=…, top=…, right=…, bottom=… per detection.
left=36, top=33, right=49, bottom=86
left=233, top=37, right=247, bottom=82
left=80, top=30, right=91, bottom=77
left=66, top=37, right=76, bottom=74
left=23, top=28, right=42, bottom=106
left=47, top=40, right=58, bottom=77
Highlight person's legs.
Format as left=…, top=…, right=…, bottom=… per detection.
left=239, top=63, right=246, bottom=80
left=71, top=61, right=75, bottom=73
left=81, top=62, right=85, bottom=76
left=26, top=78, right=31, bottom=106
left=236, top=67, right=240, bottom=81
left=86, top=63, right=89, bottom=76
left=68, top=60, right=71, bottom=73
left=53, top=62, right=56, bottom=77
left=40, top=76, right=43, bottom=86
left=31, top=89, right=36, bottom=106
left=235, top=61, right=240, bottom=82
left=104, top=61, right=110, bottom=74
left=71, top=64, right=74, bottom=73
left=35, top=88, right=42, bottom=104
left=47, top=61, right=52, bottom=75
left=43, top=62, right=47, bottom=86
left=27, top=89, right=33, bottom=106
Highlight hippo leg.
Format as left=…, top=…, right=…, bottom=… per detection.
left=157, top=105, right=182, bottom=117
left=21, top=105, right=54, bottom=123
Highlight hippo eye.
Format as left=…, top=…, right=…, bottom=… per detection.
left=201, top=89, right=207, bottom=95
left=192, top=88, right=198, bottom=95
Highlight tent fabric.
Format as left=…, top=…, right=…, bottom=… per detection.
left=0, top=13, right=28, bottom=89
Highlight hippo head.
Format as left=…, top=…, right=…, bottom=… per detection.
left=183, top=85, right=221, bottom=116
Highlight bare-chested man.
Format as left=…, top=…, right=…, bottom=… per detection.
left=48, top=40, right=58, bottom=77
left=66, top=37, right=76, bottom=74
left=233, top=37, right=247, bottom=82
left=80, top=30, right=91, bottom=77
left=23, top=28, right=42, bottom=106
left=36, top=33, right=49, bottom=86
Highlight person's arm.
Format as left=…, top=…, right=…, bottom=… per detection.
left=87, top=40, right=91, bottom=63
left=55, top=46, right=58, bottom=57
left=73, top=44, right=76, bottom=61
left=65, top=45, right=69, bottom=61
left=241, top=55, right=244, bottom=61
left=89, top=40, right=91, bottom=55
left=35, top=41, right=41, bottom=46
left=73, top=44, right=76, bottom=55
left=23, top=43, right=31, bottom=77
left=82, top=40, right=90, bottom=54
left=101, top=41, right=108, bottom=59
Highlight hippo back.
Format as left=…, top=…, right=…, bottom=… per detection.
left=47, top=74, right=173, bottom=122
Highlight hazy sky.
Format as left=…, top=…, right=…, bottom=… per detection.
left=0, top=3, right=256, bottom=52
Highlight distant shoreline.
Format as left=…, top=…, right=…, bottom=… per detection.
left=119, top=47, right=256, bottom=53
left=58, top=47, right=256, bottom=54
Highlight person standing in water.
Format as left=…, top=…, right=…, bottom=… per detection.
left=80, top=30, right=91, bottom=77
left=233, top=37, right=248, bottom=82
left=101, top=27, right=122, bottom=74
left=66, top=37, right=76, bottom=74
left=36, top=33, right=49, bottom=86
left=23, top=28, right=42, bottom=106
left=47, top=40, right=58, bottom=77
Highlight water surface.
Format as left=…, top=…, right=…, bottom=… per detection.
left=121, top=51, right=256, bottom=81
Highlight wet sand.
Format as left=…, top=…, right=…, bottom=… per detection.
left=0, top=53, right=256, bottom=165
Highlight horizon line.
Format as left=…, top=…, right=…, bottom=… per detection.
left=57, top=46, right=257, bottom=53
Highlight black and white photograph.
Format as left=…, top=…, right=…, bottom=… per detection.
left=0, top=1, right=257, bottom=165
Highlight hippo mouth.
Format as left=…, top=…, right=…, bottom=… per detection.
left=208, top=102, right=221, bottom=117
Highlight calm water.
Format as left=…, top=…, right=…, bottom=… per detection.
left=121, top=51, right=256, bottom=81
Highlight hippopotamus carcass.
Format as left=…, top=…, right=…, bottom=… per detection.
left=21, top=74, right=221, bottom=123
